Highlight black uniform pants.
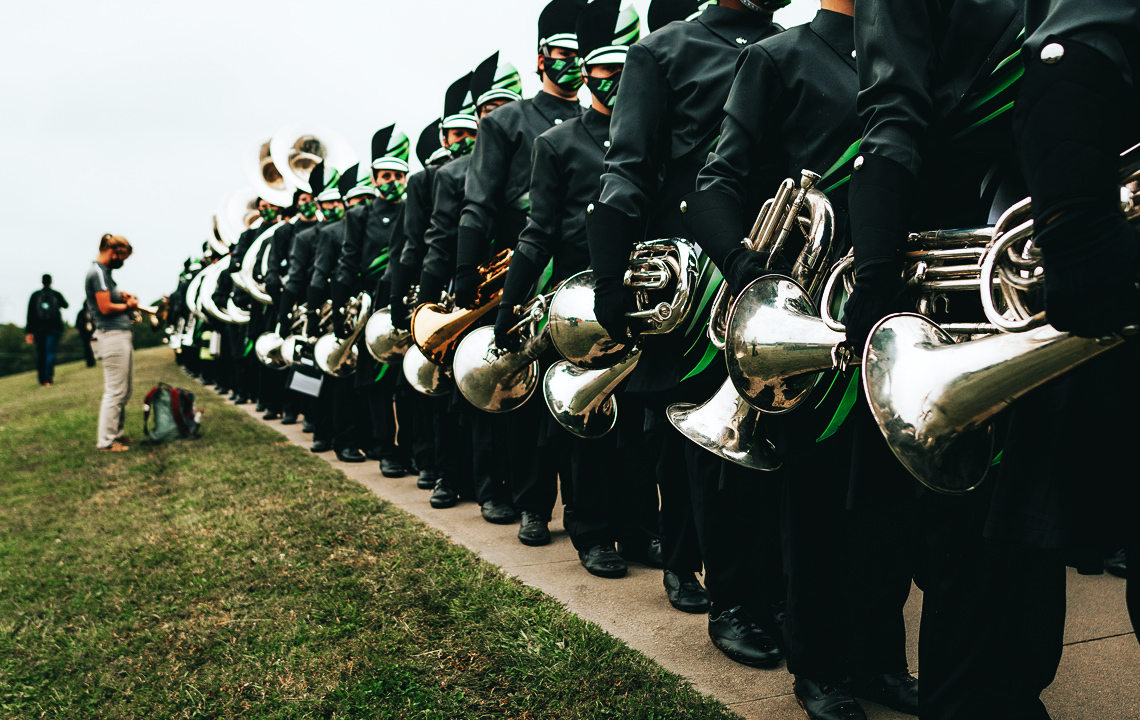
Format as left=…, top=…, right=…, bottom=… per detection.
left=409, top=383, right=437, bottom=474
left=644, top=406, right=702, bottom=576
left=260, top=366, right=287, bottom=413
left=312, top=373, right=335, bottom=444
left=333, top=374, right=369, bottom=452
left=509, top=395, right=561, bottom=517
left=917, top=486, right=1066, bottom=720
left=611, top=392, right=661, bottom=555
left=466, top=403, right=508, bottom=506
left=33, top=330, right=61, bottom=385
left=435, top=395, right=474, bottom=499
left=363, top=364, right=412, bottom=462
left=781, top=416, right=916, bottom=681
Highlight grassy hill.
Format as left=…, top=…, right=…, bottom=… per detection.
left=0, top=349, right=737, bottom=720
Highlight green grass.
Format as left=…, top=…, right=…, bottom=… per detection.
left=0, top=349, right=738, bottom=720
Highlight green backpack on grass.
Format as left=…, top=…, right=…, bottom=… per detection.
left=142, top=383, right=202, bottom=443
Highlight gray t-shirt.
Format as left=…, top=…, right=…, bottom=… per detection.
left=85, top=262, right=132, bottom=331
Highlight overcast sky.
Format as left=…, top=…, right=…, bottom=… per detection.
left=0, top=0, right=817, bottom=324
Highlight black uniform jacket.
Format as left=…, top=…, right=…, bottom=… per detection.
left=398, top=165, right=444, bottom=275
left=516, top=108, right=611, bottom=284
left=310, top=214, right=352, bottom=309
left=335, top=197, right=401, bottom=297
left=284, top=223, right=324, bottom=299
left=699, top=11, right=858, bottom=226
left=598, top=6, right=781, bottom=238
left=1026, top=0, right=1139, bottom=80
left=267, top=218, right=317, bottom=302
left=457, top=92, right=582, bottom=267
left=420, top=155, right=472, bottom=291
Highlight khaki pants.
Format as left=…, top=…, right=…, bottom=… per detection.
left=92, top=329, right=134, bottom=448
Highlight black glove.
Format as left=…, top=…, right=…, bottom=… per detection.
left=1013, top=37, right=1140, bottom=338
left=723, top=247, right=775, bottom=295
left=452, top=264, right=480, bottom=309
left=587, top=202, right=640, bottom=344
left=278, top=288, right=297, bottom=329
left=495, top=253, right=542, bottom=352
left=306, top=286, right=325, bottom=337
left=842, top=260, right=910, bottom=354
left=494, top=305, right=521, bottom=352
left=418, top=270, right=447, bottom=309
left=1040, top=212, right=1140, bottom=338
left=306, top=312, right=320, bottom=339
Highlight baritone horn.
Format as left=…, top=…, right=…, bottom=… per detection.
left=453, top=291, right=554, bottom=413
left=669, top=170, right=835, bottom=469
left=364, top=306, right=413, bottom=364
left=315, top=293, right=372, bottom=377
left=403, top=344, right=451, bottom=396
left=411, top=248, right=513, bottom=366
left=543, top=347, right=641, bottom=439
left=862, top=314, right=1135, bottom=494
left=546, top=238, right=698, bottom=369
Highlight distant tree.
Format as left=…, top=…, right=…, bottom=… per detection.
left=0, top=321, right=169, bottom=378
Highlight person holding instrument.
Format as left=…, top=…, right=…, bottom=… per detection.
left=85, top=233, right=138, bottom=453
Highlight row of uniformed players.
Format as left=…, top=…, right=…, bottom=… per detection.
left=168, top=0, right=1139, bottom=718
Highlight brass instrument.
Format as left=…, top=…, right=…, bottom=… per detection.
left=256, top=304, right=305, bottom=369
left=862, top=313, right=1133, bottom=493
left=402, top=344, right=451, bottom=396
left=861, top=146, right=1140, bottom=493
left=131, top=300, right=168, bottom=328
left=542, top=238, right=699, bottom=437
left=269, top=124, right=357, bottom=193
left=453, top=292, right=553, bottom=413
left=547, top=238, right=698, bottom=369
left=232, top=223, right=281, bottom=306
left=668, top=171, right=836, bottom=469
left=314, top=293, right=371, bottom=377
left=281, top=302, right=331, bottom=368
left=411, top=248, right=513, bottom=367
left=363, top=307, right=413, bottom=364
left=543, top=347, right=641, bottom=439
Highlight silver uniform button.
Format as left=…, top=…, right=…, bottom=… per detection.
left=587, top=203, right=595, bottom=214
left=736, top=37, right=748, bottom=45
left=680, top=201, right=688, bottom=214
left=854, top=155, right=865, bottom=170
left=383, top=217, right=390, bottom=224
left=851, top=50, right=857, bottom=60
left=554, top=118, right=563, bottom=124
left=604, top=140, right=611, bottom=148
left=1041, top=42, right=1064, bottom=64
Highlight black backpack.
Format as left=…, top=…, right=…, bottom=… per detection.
left=34, top=290, right=62, bottom=324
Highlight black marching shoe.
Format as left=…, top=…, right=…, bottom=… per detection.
left=336, top=448, right=366, bottom=463
left=380, top=458, right=409, bottom=478
left=794, top=677, right=866, bottom=720
left=302, top=419, right=317, bottom=434
left=481, top=500, right=519, bottom=525
left=215, top=386, right=230, bottom=395
left=663, top=570, right=711, bottom=614
left=579, top=545, right=627, bottom=578
left=849, top=671, right=919, bottom=716
left=261, top=410, right=281, bottom=420
left=1104, top=548, right=1127, bottom=578
left=280, top=413, right=299, bottom=425
left=517, top=512, right=551, bottom=546
left=310, top=439, right=333, bottom=453
left=429, top=479, right=459, bottom=509
left=417, top=470, right=440, bottom=490
left=707, top=605, right=783, bottom=668
left=255, top=401, right=266, bottom=412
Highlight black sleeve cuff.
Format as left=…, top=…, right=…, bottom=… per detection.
left=680, top=189, right=746, bottom=271
left=586, top=202, right=639, bottom=282
left=457, top=226, right=487, bottom=269
left=501, top=253, right=541, bottom=309
left=848, top=153, right=917, bottom=273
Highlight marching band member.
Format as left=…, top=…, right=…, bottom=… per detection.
left=493, top=0, right=658, bottom=570
left=386, top=122, right=452, bottom=490
left=844, top=2, right=1046, bottom=718
left=310, top=166, right=371, bottom=463
left=454, top=0, right=586, bottom=532
left=587, top=0, right=783, bottom=666
left=683, top=0, right=920, bottom=715
left=268, top=189, right=321, bottom=426
left=283, top=163, right=341, bottom=452
left=419, top=63, right=521, bottom=512
left=333, top=126, right=415, bottom=477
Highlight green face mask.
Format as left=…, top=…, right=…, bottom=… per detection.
left=259, top=207, right=278, bottom=222
left=378, top=181, right=406, bottom=201
left=543, top=50, right=583, bottom=92
left=298, top=201, right=317, bottom=220
left=324, top=205, right=345, bottom=221
left=449, top=136, right=476, bottom=157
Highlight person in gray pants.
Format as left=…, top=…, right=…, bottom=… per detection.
left=85, top=233, right=138, bottom=452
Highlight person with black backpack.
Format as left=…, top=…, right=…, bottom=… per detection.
left=25, top=274, right=69, bottom=386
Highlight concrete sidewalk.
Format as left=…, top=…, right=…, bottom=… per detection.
left=236, top=400, right=1139, bottom=719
